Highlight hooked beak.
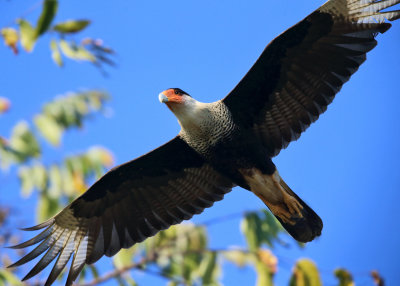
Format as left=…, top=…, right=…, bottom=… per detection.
left=159, top=93, right=169, bottom=103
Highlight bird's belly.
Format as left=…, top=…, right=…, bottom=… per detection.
left=206, top=140, right=276, bottom=189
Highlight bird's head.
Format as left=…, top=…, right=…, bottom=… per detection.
left=159, top=88, right=207, bottom=131
left=158, top=88, right=192, bottom=111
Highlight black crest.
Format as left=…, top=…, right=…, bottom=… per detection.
left=171, top=88, right=190, bottom=97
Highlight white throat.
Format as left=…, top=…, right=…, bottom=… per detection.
left=170, top=97, right=211, bottom=134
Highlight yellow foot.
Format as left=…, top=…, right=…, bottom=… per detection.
left=272, top=174, right=303, bottom=218
left=282, top=192, right=303, bottom=218
left=269, top=204, right=295, bottom=225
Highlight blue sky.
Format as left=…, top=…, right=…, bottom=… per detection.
left=1, top=0, right=400, bottom=285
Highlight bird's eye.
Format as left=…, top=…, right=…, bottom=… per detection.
left=174, top=90, right=181, bottom=95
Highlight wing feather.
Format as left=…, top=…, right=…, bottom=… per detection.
left=8, top=226, right=53, bottom=249
left=22, top=229, right=67, bottom=281
left=223, top=0, right=399, bottom=156
left=44, top=231, right=75, bottom=286
left=10, top=136, right=233, bottom=285
left=10, top=225, right=57, bottom=267
left=66, top=235, right=88, bottom=286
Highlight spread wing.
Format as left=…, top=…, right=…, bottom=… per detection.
left=8, top=136, right=233, bottom=286
left=223, top=0, right=400, bottom=157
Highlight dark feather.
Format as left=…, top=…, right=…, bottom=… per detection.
left=223, top=1, right=400, bottom=157
left=10, top=136, right=233, bottom=285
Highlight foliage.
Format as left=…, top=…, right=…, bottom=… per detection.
left=335, top=268, right=354, bottom=286
left=289, top=259, right=321, bottom=286
left=34, top=90, right=109, bottom=146
left=1, top=0, right=114, bottom=69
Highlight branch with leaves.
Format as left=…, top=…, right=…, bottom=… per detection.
left=1, top=0, right=114, bottom=70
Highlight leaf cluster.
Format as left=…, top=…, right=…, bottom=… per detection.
left=1, top=0, right=114, bottom=70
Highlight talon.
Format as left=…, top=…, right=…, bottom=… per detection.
left=284, top=195, right=303, bottom=218
left=269, top=204, right=294, bottom=224
left=272, top=175, right=303, bottom=218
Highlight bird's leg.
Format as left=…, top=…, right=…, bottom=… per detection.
left=265, top=200, right=295, bottom=224
left=241, top=168, right=303, bottom=225
left=271, top=175, right=303, bottom=218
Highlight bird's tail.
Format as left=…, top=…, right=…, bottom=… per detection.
left=243, top=169, right=323, bottom=243
left=275, top=179, right=323, bottom=243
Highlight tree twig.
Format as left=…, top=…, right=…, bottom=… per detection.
left=76, top=254, right=184, bottom=286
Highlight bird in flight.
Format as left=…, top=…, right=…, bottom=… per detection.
left=9, top=0, right=400, bottom=285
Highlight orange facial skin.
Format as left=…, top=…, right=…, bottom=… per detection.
left=161, top=89, right=185, bottom=104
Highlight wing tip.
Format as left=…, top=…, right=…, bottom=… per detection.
left=20, top=218, right=55, bottom=231
left=379, top=22, right=392, bottom=33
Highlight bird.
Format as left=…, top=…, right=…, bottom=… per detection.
left=8, top=0, right=400, bottom=285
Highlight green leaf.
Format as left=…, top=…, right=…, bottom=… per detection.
left=198, top=252, right=219, bottom=285
left=34, top=114, right=63, bottom=146
left=34, top=91, right=109, bottom=146
left=18, top=166, right=35, bottom=197
left=254, top=249, right=277, bottom=286
left=61, top=167, right=75, bottom=195
left=113, top=248, right=137, bottom=269
left=335, top=269, right=354, bottom=286
left=0, top=269, right=22, bottom=285
left=241, top=212, right=262, bottom=251
left=53, top=19, right=90, bottom=33
left=48, top=165, right=62, bottom=198
left=223, top=249, right=252, bottom=267
left=50, top=39, right=63, bottom=67
left=17, top=19, right=37, bottom=52
left=32, top=163, right=47, bottom=191
left=86, top=146, right=114, bottom=177
left=260, top=210, right=284, bottom=247
left=0, top=140, right=15, bottom=170
left=126, top=278, right=138, bottom=286
left=59, top=39, right=95, bottom=62
left=10, top=121, right=41, bottom=161
left=290, top=259, right=322, bottom=286
left=37, top=195, right=59, bottom=221
left=36, top=0, right=58, bottom=36
left=182, top=253, right=202, bottom=282
left=19, top=163, right=49, bottom=196
left=254, top=259, right=274, bottom=286
left=241, top=210, right=284, bottom=251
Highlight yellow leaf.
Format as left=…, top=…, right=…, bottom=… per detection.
left=224, top=249, right=253, bottom=267
left=50, top=39, right=63, bottom=67
left=290, top=259, right=322, bottom=286
left=257, top=249, right=278, bottom=274
left=1, top=28, right=19, bottom=54
left=34, top=114, right=62, bottom=146
left=72, top=172, right=86, bottom=194
left=17, top=19, right=36, bottom=52
left=59, top=39, right=95, bottom=62
left=18, top=166, right=35, bottom=198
